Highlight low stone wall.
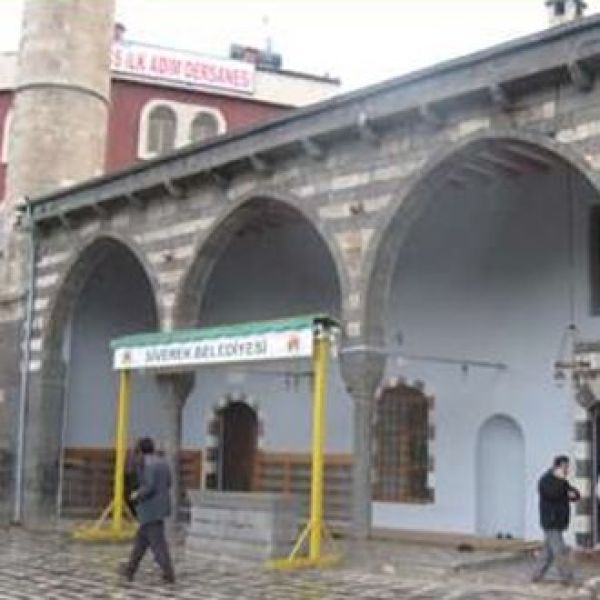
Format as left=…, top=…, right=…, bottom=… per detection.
left=186, top=490, right=300, bottom=561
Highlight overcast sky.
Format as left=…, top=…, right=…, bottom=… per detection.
left=1, top=0, right=599, bottom=91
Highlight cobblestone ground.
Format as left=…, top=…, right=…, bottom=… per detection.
left=0, top=528, right=595, bottom=599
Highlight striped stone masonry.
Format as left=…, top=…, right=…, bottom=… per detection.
left=573, top=403, right=593, bottom=548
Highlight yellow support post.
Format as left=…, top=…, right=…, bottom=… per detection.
left=73, top=368, right=136, bottom=541
left=267, top=324, right=340, bottom=570
left=112, top=368, right=131, bottom=532
left=309, top=329, right=328, bottom=560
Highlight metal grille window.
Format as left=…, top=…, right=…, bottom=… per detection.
left=190, top=112, right=220, bottom=143
left=147, top=105, right=177, bottom=154
left=373, top=383, right=430, bottom=503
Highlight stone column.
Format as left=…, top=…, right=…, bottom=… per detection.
left=339, top=344, right=385, bottom=540
left=5, top=0, right=115, bottom=207
left=22, top=356, right=66, bottom=525
left=156, top=372, right=194, bottom=522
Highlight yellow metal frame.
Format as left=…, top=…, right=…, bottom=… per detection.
left=267, top=327, right=341, bottom=570
left=73, top=369, right=138, bottom=541
left=74, top=319, right=340, bottom=568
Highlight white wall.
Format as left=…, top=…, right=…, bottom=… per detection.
left=375, top=166, right=600, bottom=540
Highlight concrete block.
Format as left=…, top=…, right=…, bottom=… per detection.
left=187, top=491, right=300, bottom=560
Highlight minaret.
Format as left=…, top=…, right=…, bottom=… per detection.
left=0, top=0, right=115, bottom=524
left=5, top=0, right=115, bottom=207
left=546, top=0, right=587, bottom=27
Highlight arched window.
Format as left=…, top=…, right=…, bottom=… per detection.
left=190, top=111, right=220, bottom=144
left=147, top=105, right=176, bottom=155
left=373, top=382, right=432, bottom=503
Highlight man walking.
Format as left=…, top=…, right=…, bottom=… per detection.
left=532, top=455, right=580, bottom=584
left=121, top=437, right=176, bottom=584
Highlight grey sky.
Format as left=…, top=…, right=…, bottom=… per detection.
left=1, top=0, right=599, bottom=91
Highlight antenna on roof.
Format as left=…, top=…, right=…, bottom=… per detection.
left=262, top=15, right=272, bottom=55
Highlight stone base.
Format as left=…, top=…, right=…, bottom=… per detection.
left=186, top=490, right=300, bottom=561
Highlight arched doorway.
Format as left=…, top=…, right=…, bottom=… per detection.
left=476, top=415, right=525, bottom=538
left=217, top=402, right=258, bottom=491
left=42, top=237, right=160, bottom=517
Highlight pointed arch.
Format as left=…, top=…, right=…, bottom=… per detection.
left=42, top=234, right=160, bottom=367
left=360, top=129, right=600, bottom=344
left=173, top=190, right=347, bottom=329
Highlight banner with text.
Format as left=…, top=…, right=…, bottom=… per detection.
left=113, top=328, right=313, bottom=371
left=111, top=42, right=255, bottom=95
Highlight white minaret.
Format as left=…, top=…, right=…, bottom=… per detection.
left=546, top=0, right=587, bottom=26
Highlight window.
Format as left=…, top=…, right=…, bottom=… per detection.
left=1, top=109, right=12, bottom=165
left=138, top=101, right=226, bottom=160
left=190, top=112, right=219, bottom=143
left=373, top=382, right=431, bottom=503
left=147, top=105, right=176, bottom=155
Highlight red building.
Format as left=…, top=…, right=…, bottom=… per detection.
left=0, top=32, right=340, bottom=201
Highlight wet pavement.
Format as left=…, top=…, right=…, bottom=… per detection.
left=0, top=527, right=596, bottom=599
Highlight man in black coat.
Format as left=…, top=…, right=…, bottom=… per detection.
left=532, top=455, right=580, bottom=584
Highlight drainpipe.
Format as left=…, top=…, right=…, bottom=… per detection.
left=13, top=199, right=36, bottom=524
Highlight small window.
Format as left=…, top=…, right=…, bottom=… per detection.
left=190, top=112, right=219, bottom=144
left=147, top=105, right=176, bottom=155
left=373, top=383, right=431, bottom=503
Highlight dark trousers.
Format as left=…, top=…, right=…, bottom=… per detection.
left=126, top=520, right=175, bottom=580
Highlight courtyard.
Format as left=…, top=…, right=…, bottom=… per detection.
left=0, top=528, right=598, bottom=599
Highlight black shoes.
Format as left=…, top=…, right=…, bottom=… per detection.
left=119, top=564, right=175, bottom=585
left=118, top=564, right=134, bottom=582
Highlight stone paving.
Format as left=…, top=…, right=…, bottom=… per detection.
left=0, top=527, right=597, bottom=599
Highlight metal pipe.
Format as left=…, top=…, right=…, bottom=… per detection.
left=55, top=318, right=73, bottom=520
left=400, top=353, right=507, bottom=371
left=339, top=345, right=507, bottom=371
left=13, top=200, right=37, bottom=523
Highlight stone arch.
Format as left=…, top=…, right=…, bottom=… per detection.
left=202, top=391, right=265, bottom=490
left=29, top=233, right=161, bottom=516
left=42, top=233, right=161, bottom=364
left=360, top=128, right=600, bottom=343
left=476, top=414, right=525, bottom=538
left=173, top=190, right=347, bottom=329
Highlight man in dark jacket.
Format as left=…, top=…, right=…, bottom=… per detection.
left=532, top=455, right=580, bottom=584
left=121, top=437, right=175, bottom=584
